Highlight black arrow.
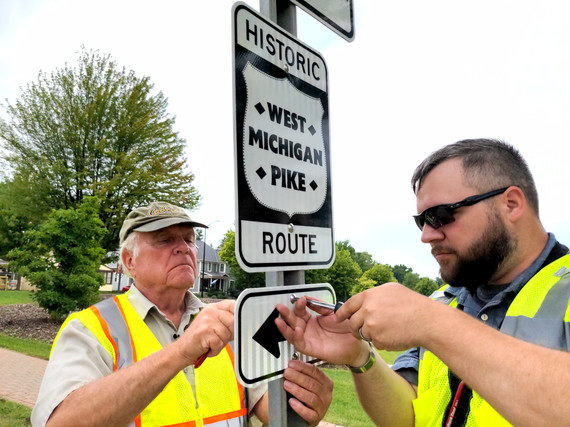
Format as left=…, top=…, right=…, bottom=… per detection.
left=253, top=308, right=286, bottom=358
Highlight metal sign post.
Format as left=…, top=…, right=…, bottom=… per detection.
left=261, top=4, right=308, bottom=425
left=231, top=0, right=349, bottom=424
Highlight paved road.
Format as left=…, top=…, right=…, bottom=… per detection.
left=0, top=348, right=342, bottom=426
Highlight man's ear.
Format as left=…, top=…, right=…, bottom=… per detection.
left=121, top=250, right=134, bottom=277
left=502, top=186, right=526, bottom=222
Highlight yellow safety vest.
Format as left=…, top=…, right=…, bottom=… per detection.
left=54, top=294, right=247, bottom=427
left=413, top=253, right=570, bottom=426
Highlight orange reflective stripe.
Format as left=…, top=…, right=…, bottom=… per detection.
left=226, top=344, right=235, bottom=365
left=224, top=344, right=245, bottom=408
left=89, top=305, right=119, bottom=371
left=114, top=295, right=138, bottom=363
left=163, top=421, right=197, bottom=427
left=203, top=408, right=248, bottom=425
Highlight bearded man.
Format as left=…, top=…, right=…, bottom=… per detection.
left=275, top=139, right=570, bottom=426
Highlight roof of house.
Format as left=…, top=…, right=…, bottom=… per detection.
left=196, top=240, right=222, bottom=263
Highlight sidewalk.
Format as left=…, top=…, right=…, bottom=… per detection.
left=0, top=348, right=47, bottom=408
left=0, top=348, right=342, bottom=426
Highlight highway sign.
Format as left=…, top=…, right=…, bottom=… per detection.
left=234, top=283, right=336, bottom=387
left=290, top=0, right=355, bottom=42
left=232, top=2, right=334, bottom=272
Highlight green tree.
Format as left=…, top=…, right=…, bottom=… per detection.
left=414, top=277, right=439, bottom=296
left=336, top=239, right=376, bottom=272
left=0, top=181, right=33, bottom=258
left=392, top=264, right=412, bottom=283
left=304, top=267, right=327, bottom=286
left=403, top=271, right=420, bottom=290
left=354, top=251, right=376, bottom=273
left=351, top=276, right=376, bottom=295
left=7, top=197, right=106, bottom=320
left=218, top=230, right=265, bottom=294
left=0, top=47, right=200, bottom=256
left=361, top=264, right=396, bottom=287
left=306, top=245, right=362, bottom=301
left=336, top=240, right=356, bottom=258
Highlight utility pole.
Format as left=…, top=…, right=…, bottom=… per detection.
left=200, top=220, right=219, bottom=297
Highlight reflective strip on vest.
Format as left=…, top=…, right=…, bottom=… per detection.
left=67, top=294, right=247, bottom=427
left=414, top=254, right=570, bottom=426
left=93, top=297, right=135, bottom=369
left=501, top=259, right=570, bottom=351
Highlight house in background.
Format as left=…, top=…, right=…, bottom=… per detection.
left=102, top=262, right=133, bottom=292
left=106, top=240, right=231, bottom=295
left=0, top=259, right=15, bottom=290
left=193, top=240, right=230, bottom=295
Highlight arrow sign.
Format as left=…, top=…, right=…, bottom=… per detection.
left=252, top=308, right=286, bottom=358
left=234, top=283, right=336, bottom=387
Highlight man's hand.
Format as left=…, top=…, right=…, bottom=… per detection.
left=284, top=361, right=333, bottom=426
left=275, top=296, right=368, bottom=366
left=177, top=300, right=235, bottom=365
left=336, top=283, right=432, bottom=351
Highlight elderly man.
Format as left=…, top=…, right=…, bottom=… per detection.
left=276, top=139, right=569, bottom=426
left=32, top=201, right=332, bottom=426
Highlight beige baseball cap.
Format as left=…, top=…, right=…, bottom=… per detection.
left=119, top=201, right=207, bottom=244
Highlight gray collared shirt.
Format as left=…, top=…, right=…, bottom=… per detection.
left=392, top=233, right=562, bottom=384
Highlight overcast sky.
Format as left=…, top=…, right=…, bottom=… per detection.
left=1, top=0, right=569, bottom=279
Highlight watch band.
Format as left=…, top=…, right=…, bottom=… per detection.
left=348, top=349, right=376, bottom=374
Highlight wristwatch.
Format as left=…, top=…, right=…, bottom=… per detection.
left=348, top=348, right=376, bottom=374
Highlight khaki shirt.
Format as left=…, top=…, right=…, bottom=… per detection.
left=31, top=286, right=266, bottom=426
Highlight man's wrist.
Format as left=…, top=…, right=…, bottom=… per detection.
left=347, top=347, right=375, bottom=374
left=347, top=343, right=375, bottom=373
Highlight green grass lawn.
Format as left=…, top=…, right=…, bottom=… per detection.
left=0, top=398, right=32, bottom=426
left=0, top=289, right=33, bottom=305
left=322, top=367, right=372, bottom=426
left=0, top=334, right=52, bottom=360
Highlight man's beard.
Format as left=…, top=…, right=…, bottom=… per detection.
left=437, top=212, right=517, bottom=293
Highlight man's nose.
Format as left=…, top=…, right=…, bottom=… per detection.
left=420, top=223, right=444, bottom=244
left=174, top=238, right=191, bottom=254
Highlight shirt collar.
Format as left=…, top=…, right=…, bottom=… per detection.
left=445, top=232, right=557, bottom=304
left=127, top=284, right=205, bottom=320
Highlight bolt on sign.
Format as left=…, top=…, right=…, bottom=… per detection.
left=232, top=2, right=334, bottom=272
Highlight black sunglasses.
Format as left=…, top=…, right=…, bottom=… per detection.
left=413, top=187, right=510, bottom=231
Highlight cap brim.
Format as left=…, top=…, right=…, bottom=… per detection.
left=133, top=217, right=208, bottom=233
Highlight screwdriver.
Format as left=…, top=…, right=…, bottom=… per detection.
left=290, top=294, right=343, bottom=313
left=194, top=353, right=208, bottom=368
